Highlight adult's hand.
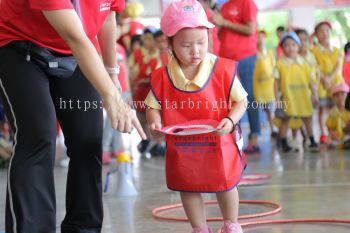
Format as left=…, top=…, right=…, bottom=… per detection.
left=211, top=13, right=225, bottom=27
left=103, top=93, right=146, bottom=139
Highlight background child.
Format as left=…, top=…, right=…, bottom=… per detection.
left=128, top=28, right=164, bottom=157
left=253, top=30, right=278, bottom=138
left=311, top=20, right=344, bottom=144
left=326, top=83, right=350, bottom=149
left=276, top=26, right=286, bottom=58
left=119, top=1, right=145, bottom=54
left=154, top=30, right=169, bottom=65
left=145, top=1, right=247, bottom=232
left=274, top=32, right=319, bottom=152
left=292, top=29, right=320, bottom=149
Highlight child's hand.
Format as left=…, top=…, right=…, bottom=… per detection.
left=216, top=117, right=234, bottom=136
left=149, top=122, right=163, bottom=137
left=329, top=131, right=340, bottom=141
left=311, top=94, right=319, bottom=107
left=321, top=76, right=331, bottom=90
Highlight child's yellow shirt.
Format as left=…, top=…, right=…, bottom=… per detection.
left=253, top=49, right=275, bottom=104
left=311, top=44, right=344, bottom=98
left=326, top=107, right=350, bottom=140
left=274, top=56, right=313, bottom=117
left=145, top=53, right=248, bottom=110
left=302, top=51, right=318, bottom=85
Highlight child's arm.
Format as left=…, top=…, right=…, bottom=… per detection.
left=146, top=108, right=163, bottom=136
left=323, top=56, right=343, bottom=87
left=216, top=97, right=247, bottom=136
left=274, top=79, right=280, bottom=102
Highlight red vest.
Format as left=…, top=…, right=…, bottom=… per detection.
left=150, top=58, right=246, bottom=192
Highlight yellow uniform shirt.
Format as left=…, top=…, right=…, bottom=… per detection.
left=311, top=44, right=344, bottom=98
left=326, top=107, right=350, bottom=140
left=274, top=56, right=313, bottom=117
left=145, top=53, right=248, bottom=110
left=253, top=49, right=275, bottom=104
left=302, top=51, right=318, bottom=85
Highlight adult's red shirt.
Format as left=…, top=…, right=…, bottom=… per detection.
left=0, top=0, right=125, bottom=54
left=219, top=0, right=258, bottom=61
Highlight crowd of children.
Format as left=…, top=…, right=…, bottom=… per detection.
left=253, top=21, right=350, bottom=153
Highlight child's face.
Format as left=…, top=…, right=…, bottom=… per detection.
left=155, top=35, right=169, bottom=53
left=333, top=91, right=347, bottom=109
left=298, top=33, right=310, bottom=53
left=282, top=38, right=299, bottom=59
left=142, top=33, right=156, bottom=50
left=316, top=24, right=331, bottom=45
left=172, top=28, right=208, bottom=67
left=277, top=30, right=284, bottom=39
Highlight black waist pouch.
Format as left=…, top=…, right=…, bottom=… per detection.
left=9, top=41, right=77, bottom=79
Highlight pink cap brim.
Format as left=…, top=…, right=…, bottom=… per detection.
left=165, top=20, right=215, bottom=37
left=332, top=84, right=350, bottom=95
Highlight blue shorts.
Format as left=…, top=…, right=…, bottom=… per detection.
left=319, top=97, right=333, bottom=108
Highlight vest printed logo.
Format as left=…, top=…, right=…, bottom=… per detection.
left=100, top=2, right=111, bottom=12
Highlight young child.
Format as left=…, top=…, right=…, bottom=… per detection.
left=119, top=1, right=145, bottom=53
left=129, top=28, right=163, bottom=157
left=290, top=29, right=320, bottom=149
left=326, top=83, right=350, bottom=149
left=253, top=30, right=278, bottom=138
left=274, top=32, right=319, bottom=152
left=311, top=21, right=344, bottom=144
left=276, top=26, right=286, bottom=58
left=154, top=30, right=170, bottom=65
left=343, top=42, right=350, bottom=87
left=145, top=1, right=247, bottom=232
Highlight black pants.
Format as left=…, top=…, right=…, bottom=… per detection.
left=0, top=45, right=103, bottom=233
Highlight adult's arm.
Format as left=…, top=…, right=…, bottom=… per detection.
left=43, top=9, right=146, bottom=139
left=97, top=11, right=120, bottom=88
left=211, top=13, right=256, bottom=35
left=222, top=19, right=256, bottom=36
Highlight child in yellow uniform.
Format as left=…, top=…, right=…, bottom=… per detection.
left=289, top=29, right=320, bottom=149
left=311, top=21, right=344, bottom=144
left=253, top=30, right=278, bottom=138
left=274, top=32, right=319, bottom=152
left=326, top=83, right=350, bottom=149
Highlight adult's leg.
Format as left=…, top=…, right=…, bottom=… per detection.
left=238, top=55, right=260, bottom=138
left=0, top=46, right=57, bottom=233
left=50, top=68, right=104, bottom=233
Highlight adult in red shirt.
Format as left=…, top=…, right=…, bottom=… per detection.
left=212, top=0, right=261, bottom=153
left=0, top=0, right=145, bottom=232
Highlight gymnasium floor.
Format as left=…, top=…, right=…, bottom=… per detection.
left=0, top=123, right=350, bottom=233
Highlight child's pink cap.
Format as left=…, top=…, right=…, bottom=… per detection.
left=332, top=83, right=349, bottom=95
left=161, top=0, right=215, bottom=37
